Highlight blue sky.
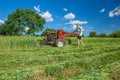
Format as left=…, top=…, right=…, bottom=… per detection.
left=0, top=0, right=120, bottom=36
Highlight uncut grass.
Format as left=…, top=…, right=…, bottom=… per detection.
left=0, top=36, right=119, bottom=50
left=0, top=36, right=40, bottom=50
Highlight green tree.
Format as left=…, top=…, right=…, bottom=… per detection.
left=89, top=31, right=97, bottom=37
left=98, top=33, right=107, bottom=37
left=113, top=30, right=120, bottom=38
left=0, top=8, right=45, bottom=36
left=108, top=33, right=113, bottom=37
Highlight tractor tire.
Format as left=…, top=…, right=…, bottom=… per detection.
left=55, top=39, right=65, bottom=47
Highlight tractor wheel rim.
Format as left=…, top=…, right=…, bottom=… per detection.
left=58, top=42, right=63, bottom=47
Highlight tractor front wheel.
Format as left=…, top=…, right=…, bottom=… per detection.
left=55, top=39, right=65, bottom=47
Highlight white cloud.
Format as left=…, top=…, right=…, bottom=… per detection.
left=109, top=5, right=120, bottom=17
left=68, top=20, right=88, bottom=25
left=0, top=19, right=4, bottom=25
left=64, top=13, right=75, bottom=20
left=34, top=5, right=53, bottom=22
left=100, top=8, right=105, bottom=13
left=63, top=8, right=68, bottom=11
left=34, top=5, right=40, bottom=13
left=109, top=11, right=114, bottom=17
left=40, top=11, right=53, bottom=22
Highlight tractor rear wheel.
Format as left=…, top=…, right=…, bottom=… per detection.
left=55, top=39, right=65, bottom=47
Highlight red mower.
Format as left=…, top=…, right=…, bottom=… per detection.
left=40, top=29, right=76, bottom=47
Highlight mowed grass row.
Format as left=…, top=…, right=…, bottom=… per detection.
left=68, top=61, right=120, bottom=80
left=0, top=46, right=119, bottom=72
left=0, top=49, right=120, bottom=80
left=0, top=37, right=120, bottom=80
left=29, top=50, right=120, bottom=80
left=0, top=42, right=119, bottom=62
left=0, top=38, right=119, bottom=70
left=0, top=44, right=119, bottom=71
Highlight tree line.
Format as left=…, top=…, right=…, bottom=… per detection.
left=89, top=30, right=120, bottom=38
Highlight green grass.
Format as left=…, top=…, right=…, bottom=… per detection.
left=0, top=36, right=41, bottom=50
left=0, top=36, right=120, bottom=80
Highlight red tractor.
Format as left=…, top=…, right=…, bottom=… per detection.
left=41, top=29, right=76, bottom=47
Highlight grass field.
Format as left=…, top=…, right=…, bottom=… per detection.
left=0, top=36, right=120, bottom=80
